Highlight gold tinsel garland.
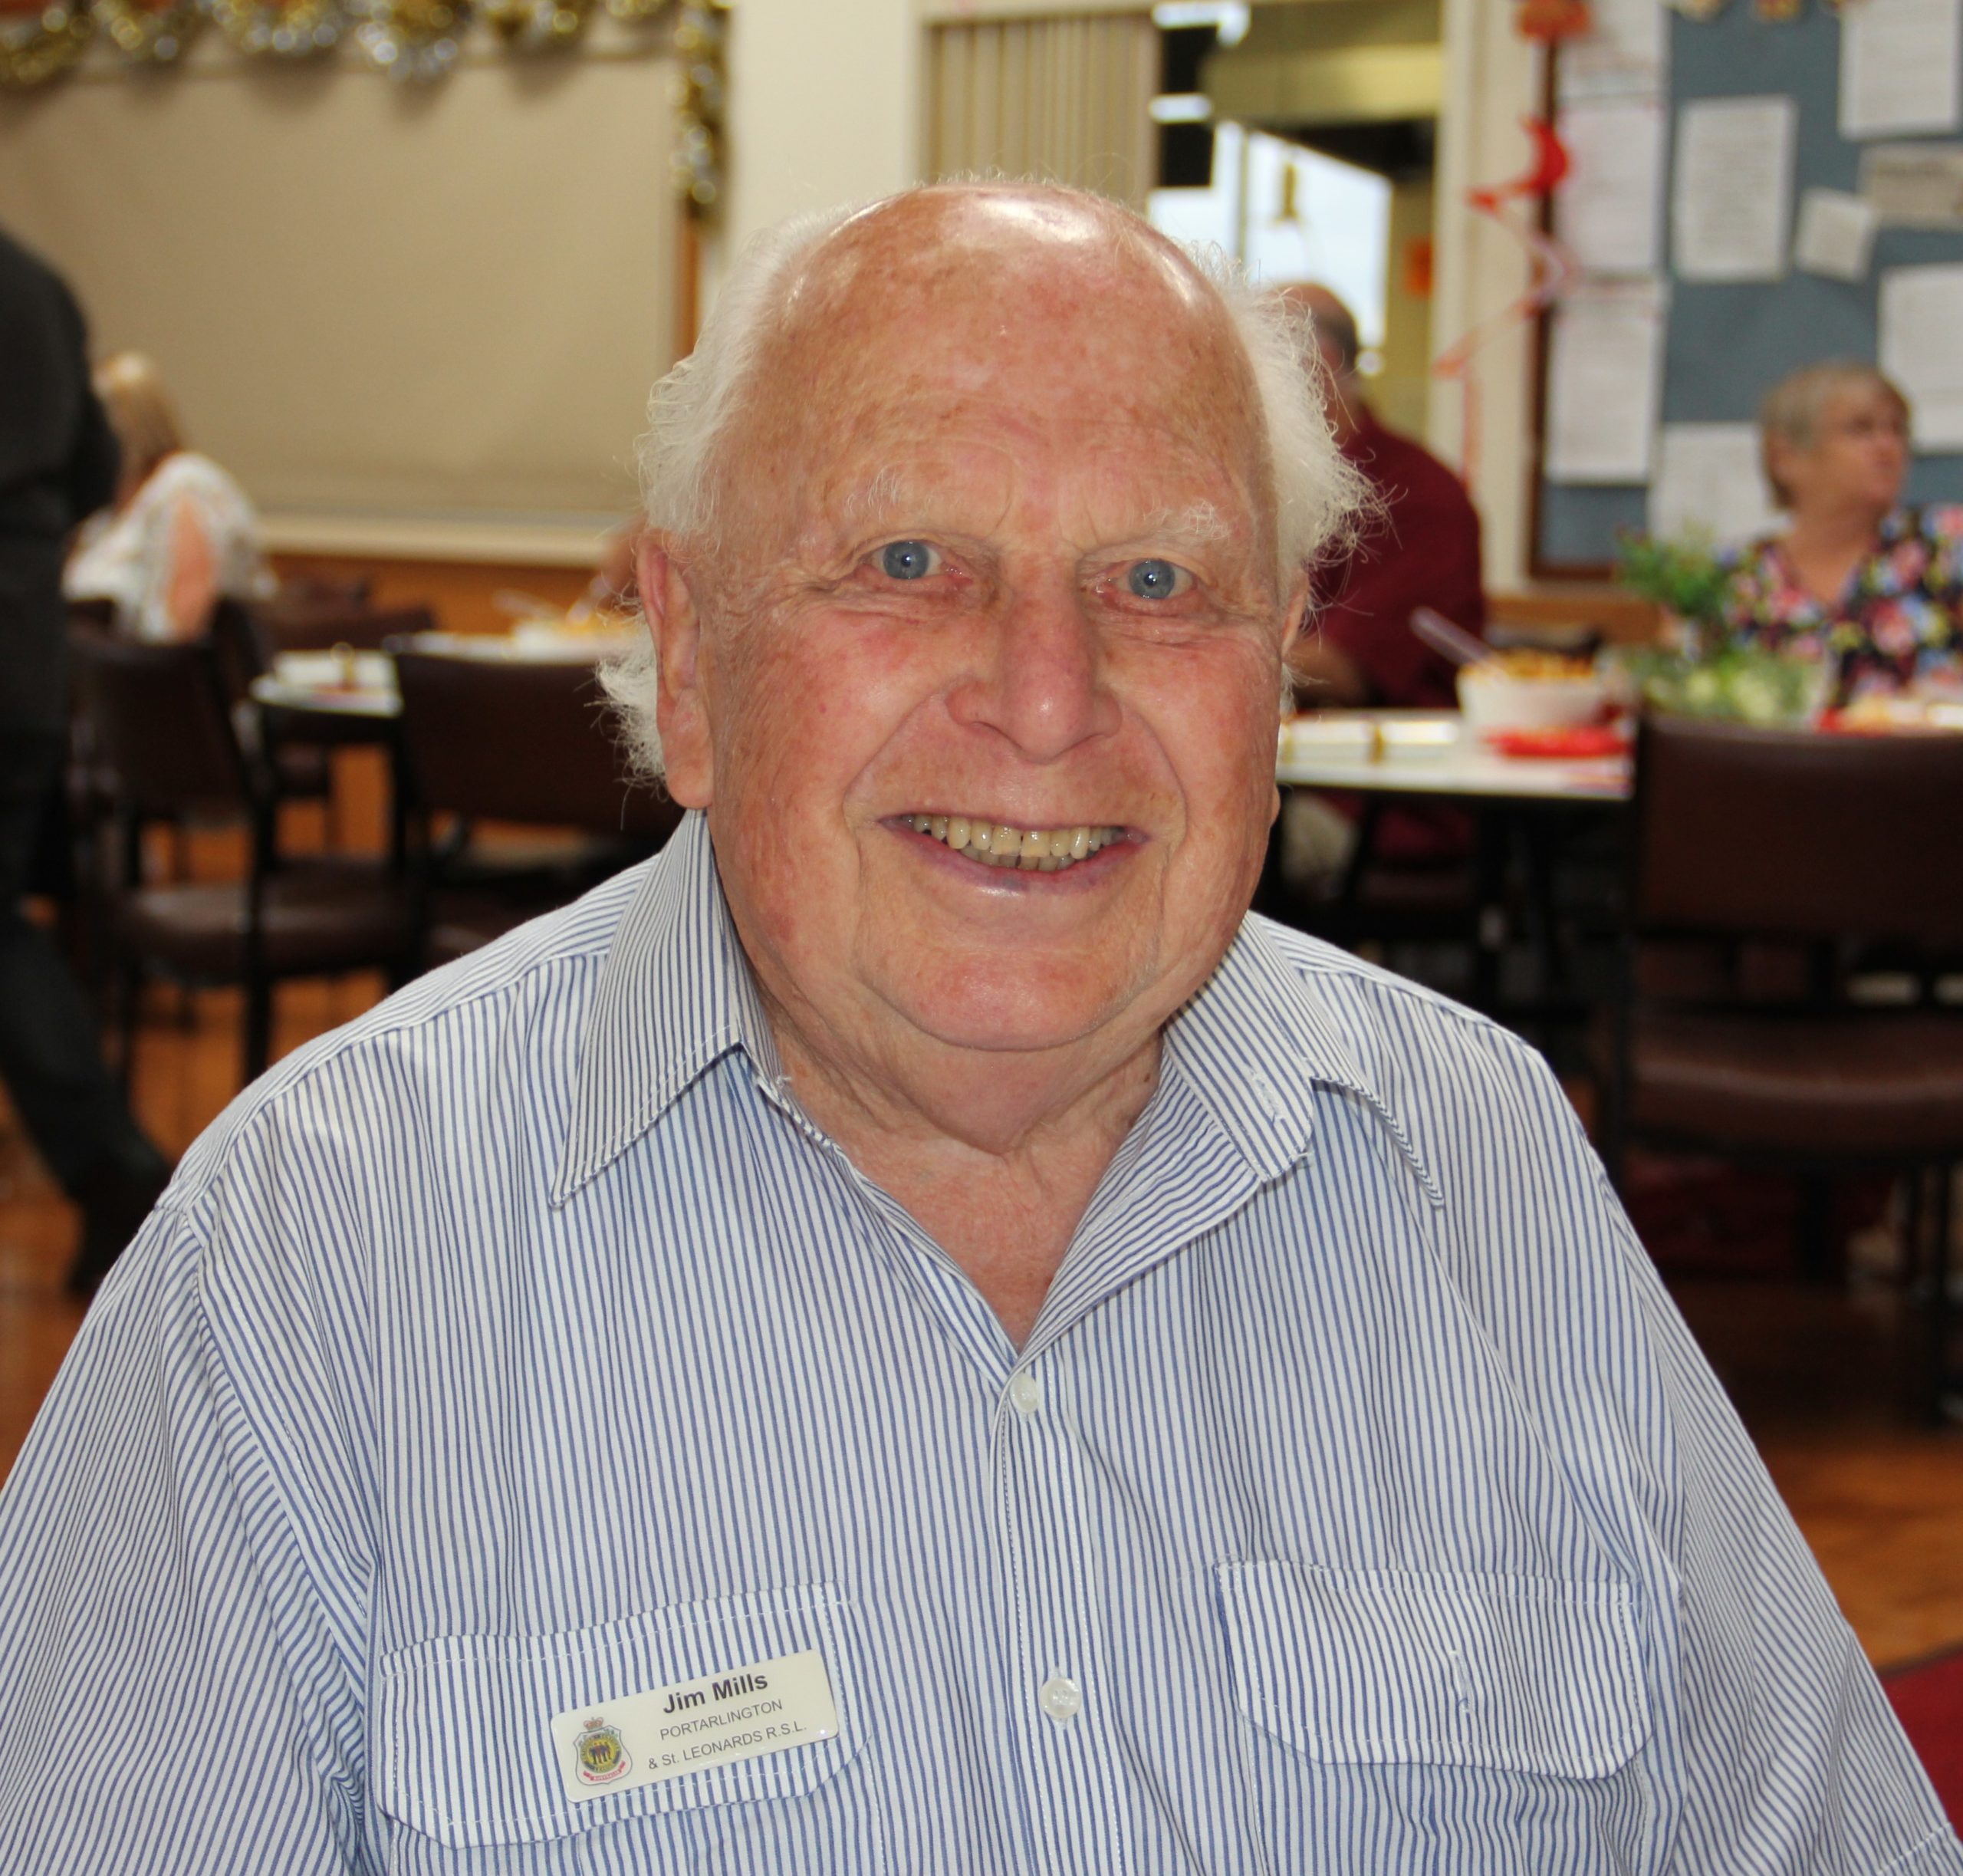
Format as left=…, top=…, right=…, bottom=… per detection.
left=347, top=0, right=469, bottom=79
left=0, top=0, right=680, bottom=79
left=206, top=0, right=347, bottom=61
left=483, top=0, right=590, bottom=52
left=0, top=1, right=94, bottom=88
left=96, top=0, right=204, bottom=63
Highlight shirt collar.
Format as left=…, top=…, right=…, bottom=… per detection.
left=554, top=814, right=1437, bottom=1205
left=1163, top=915, right=1442, bottom=1203
left=553, top=812, right=780, bottom=1204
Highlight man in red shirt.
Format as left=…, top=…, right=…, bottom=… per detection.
left=1281, top=284, right=1485, bottom=868
left=1284, top=283, right=1485, bottom=709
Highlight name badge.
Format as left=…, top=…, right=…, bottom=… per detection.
left=549, top=1648, right=839, bottom=1803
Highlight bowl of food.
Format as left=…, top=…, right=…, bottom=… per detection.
left=1457, top=650, right=1607, bottom=733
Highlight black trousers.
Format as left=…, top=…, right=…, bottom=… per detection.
left=0, top=728, right=163, bottom=1194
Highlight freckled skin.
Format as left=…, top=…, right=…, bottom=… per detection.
left=640, top=187, right=1307, bottom=1341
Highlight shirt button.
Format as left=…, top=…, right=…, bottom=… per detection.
left=1039, top=1671, right=1082, bottom=1723
left=1008, top=1371, right=1044, bottom=1417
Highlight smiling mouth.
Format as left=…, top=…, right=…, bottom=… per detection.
left=898, top=815, right=1127, bottom=873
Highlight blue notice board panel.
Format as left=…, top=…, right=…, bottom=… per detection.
left=1535, top=6, right=1963, bottom=573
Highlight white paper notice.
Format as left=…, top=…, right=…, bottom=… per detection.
left=1554, top=100, right=1666, bottom=273
left=1557, top=0, right=1669, bottom=100
left=1841, top=0, right=1963, bottom=140
left=1861, top=143, right=1963, bottom=228
left=1879, top=264, right=1963, bottom=450
left=1673, top=97, right=1797, bottom=281
left=1545, top=279, right=1668, bottom=485
left=1794, top=188, right=1880, bottom=280
left=1649, top=424, right=1783, bottom=547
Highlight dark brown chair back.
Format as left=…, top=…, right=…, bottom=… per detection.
left=1632, top=713, right=1963, bottom=950
left=392, top=648, right=680, bottom=842
left=276, top=572, right=374, bottom=611
left=69, top=632, right=252, bottom=821
left=257, top=603, right=438, bottom=657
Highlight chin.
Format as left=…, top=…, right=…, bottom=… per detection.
left=875, top=946, right=1150, bottom=1058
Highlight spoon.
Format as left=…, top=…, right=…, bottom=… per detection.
left=1410, top=607, right=1495, bottom=668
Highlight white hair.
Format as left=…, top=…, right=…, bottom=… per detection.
left=603, top=183, right=1365, bottom=778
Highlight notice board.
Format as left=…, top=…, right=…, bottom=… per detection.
left=1534, top=5, right=1963, bottom=576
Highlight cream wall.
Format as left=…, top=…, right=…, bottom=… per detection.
left=0, top=36, right=679, bottom=562
left=717, top=0, right=922, bottom=288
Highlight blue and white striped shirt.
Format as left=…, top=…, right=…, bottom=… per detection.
left=1, top=811, right=1955, bottom=1874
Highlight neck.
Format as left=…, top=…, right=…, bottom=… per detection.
left=764, top=982, right=1162, bottom=1165
left=1785, top=495, right=1888, bottom=557
left=760, top=990, right=1164, bottom=1344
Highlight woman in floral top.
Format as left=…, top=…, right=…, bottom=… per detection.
left=1721, top=361, right=1963, bottom=706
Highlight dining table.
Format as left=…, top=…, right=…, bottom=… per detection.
left=1275, top=709, right=1632, bottom=803
left=1268, top=709, right=1634, bottom=1025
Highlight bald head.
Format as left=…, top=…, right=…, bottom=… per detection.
left=610, top=183, right=1363, bottom=778
left=703, top=186, right=1277, bottom=598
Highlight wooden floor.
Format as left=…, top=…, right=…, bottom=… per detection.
left=2, top=977, right=1961, bottom=1674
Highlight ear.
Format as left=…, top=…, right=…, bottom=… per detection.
left=637, top=535, right=715, bottom=809
left=1277, top=565, right=1312, bottom=670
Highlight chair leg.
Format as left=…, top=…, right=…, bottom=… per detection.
left=243, top=976, right=272, bottom=1083
left=1901, top=1168, right=1927, bottom=1294
left=1795, top=1174, right=1834, bottom=1284
left=1930, top=1164, right=1957, bottom=1427
left=116, top=961, right=142, bottom=1092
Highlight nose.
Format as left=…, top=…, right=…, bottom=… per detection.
left=948, top=574, right=1121, bottom=762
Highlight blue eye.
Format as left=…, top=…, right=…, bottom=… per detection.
left=880, top=540, right=939, bottom=581
left=1128, top=559, right=1187, bottom=600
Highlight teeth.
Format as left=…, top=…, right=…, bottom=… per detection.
left=902, top=816, right=1125, bottom=874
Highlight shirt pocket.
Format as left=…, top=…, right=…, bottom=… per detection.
left=371, top=1581, right=879, bottom=1868
left=1213, top=1559, right=1649, bottom=1779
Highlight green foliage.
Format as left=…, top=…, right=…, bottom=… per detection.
left=1613, top=646, right=1828, bottom=726
left=1608, top=529, right=1826, bottom=724
left=1613, top=529, right=1732, bottom=634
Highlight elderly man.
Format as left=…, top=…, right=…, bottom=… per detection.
left=0, top=186, right=1953, bottom=1874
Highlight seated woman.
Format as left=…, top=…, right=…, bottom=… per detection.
left=1723, top=360, right=1962, bottom=705
left=64, top=352, right=275, bottom=641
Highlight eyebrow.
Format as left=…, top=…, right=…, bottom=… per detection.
left=837, top=478, right=1239, bottom=550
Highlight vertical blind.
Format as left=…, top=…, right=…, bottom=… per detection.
left=924, top=14, right=1159, bottom=207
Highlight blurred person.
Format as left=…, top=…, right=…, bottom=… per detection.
left=1280, top=282, right=1485, bottom=713
left=64, top=350, right=274, bottom=642
left=0, top=229, right=171, bottom=1294
left=1724, top=360, right=1962, bottom=706
left=1277, top=283, right=1487, bottom=876
left=0, top=187, right=1955, bottom=1873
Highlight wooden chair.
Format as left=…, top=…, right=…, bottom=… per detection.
left=1605, top=713, right=1963, bottom=1420
left=70, top=634, right=413, bottom=1086
left=390, top=645, right=682, bottom=966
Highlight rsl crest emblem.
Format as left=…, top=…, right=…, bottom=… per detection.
left=572, top=1714, right=632, bottom=1786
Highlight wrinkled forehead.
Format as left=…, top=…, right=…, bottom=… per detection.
left=722, top=193, right=1274, bottom=541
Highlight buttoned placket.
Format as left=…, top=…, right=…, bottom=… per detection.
left=746, top=1044, right=1316, bottom=1874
